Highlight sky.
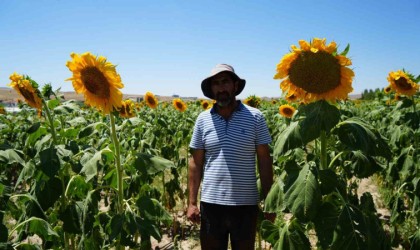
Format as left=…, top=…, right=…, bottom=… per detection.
left=1, top=0, right=419, bottom=100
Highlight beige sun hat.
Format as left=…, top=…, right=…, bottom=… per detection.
left=201, top=64, right=246, bottom=99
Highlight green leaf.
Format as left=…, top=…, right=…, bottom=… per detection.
left=313, top=195, right=368, bottom=249
left=47, top=99, right=60, bottom=110
left=136, top=196, right=171, bottom=241
left=65, top=175, right=92, bottom=200
left=67, top=117, right=87, bottom=127
left=136, top=196, right=171, bottom=224
left=81, top=190, right=100, bottom=235
left=80, top=151, right=101, bottom=182
left=409, top=228, right=420, bottom=250
left=319, top=169, right=345, bottom=195
left=397, top=148, right=414, bottom=182
left=53, top=100, right=80, bottom=114
left=360, top=193, right=390, bottom=249
left=347, top=151, right=383, bottom=178
left=15, top=161, right=36, bottom=189
left=25, top=126, right=48, bottom=146
left=11, top=217, right=59, bottom=241
left=333, top=117, right=392, bottom=159
left=133, top=153, right=175, bottom=177
left=60, top=203, right=82, bottom=234
left=264, top=179, right=285, bottom=213
left=26, top=122, right=41, bottom=134
left=39, top=147, right=61, bottom=178
left=260, top=220, right=280, bottom=246
left=9, top=193, right=47, bottom=220
left=109, top=214, right=124, bottom=241
left=339, top=43, right=350, bottom=56
left=35, top=177, right=62, bottom=211
left=284, top=163, right=321, bottom=222
left=299, top=100, right=340, bottom=142
left=273, top=122, right=303, bottom=157
left=78, top=122, right=107, bottom=139
left=276, top=218, right=311, bottom=250
left=0, top=224, right=8, bottom=243
left=0, top=149, right=25, bottom=166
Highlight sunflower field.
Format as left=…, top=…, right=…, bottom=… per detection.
left=1, top=39, right=420, bottom=250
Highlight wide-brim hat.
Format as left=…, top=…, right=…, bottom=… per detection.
left=201, top=64, right=246, bottom=99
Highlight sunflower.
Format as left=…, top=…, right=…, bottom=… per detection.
left=118, top=99, right=135, bottom=118
left=66, top=52, right=124, bottom=114
left=274, top=38, right=354, bottom=103
left=172, top=98, right=187, bottom=112
left=279, top=104, right=296, bottom=118
left=144, top=91, right=158, bottom=109
left=0, top=106, right=6, bottom=115
left=387, top=70, right=419, bottom=96
left=384, top=85, right=393, bottom=94
left=201, top=100, right=212, bottom=110
left=243, top=95, right=261, bottom=108
left=8, top=74, right=43, bottom=111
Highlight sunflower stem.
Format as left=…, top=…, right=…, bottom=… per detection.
left=320, top=130, right=328, bottom=170
left=42, top=99, right=58, bottom=145
left=42, top=99, right=71, bottom=248
left=110, top=114, right=124, bottom=213
left=110, top=114, right=124, bottom=250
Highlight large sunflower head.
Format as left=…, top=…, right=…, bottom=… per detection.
left=144, top=91, right=158, bottom=109
left=279, top=104, right=296, bottom=118
left=8, top=73, right=43, bottom=111
left=66, top=52, right=124, bottom=114
left=172, top=98, right=187, bottom=112
left=387, top=70, right=419, bottom=96
left=118, top=99, right=135, bottom=118
left=274, top=38, right=354, bottom=103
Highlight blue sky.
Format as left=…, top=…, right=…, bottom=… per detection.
left=1, top=0, right=419, bottom=99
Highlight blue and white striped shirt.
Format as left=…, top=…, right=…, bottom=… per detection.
left=189, top=101, right=272, bottom=205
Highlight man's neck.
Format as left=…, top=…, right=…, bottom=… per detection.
left=216, top=100, right=238, bottom=119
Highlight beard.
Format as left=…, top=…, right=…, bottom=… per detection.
left=215, top=91, right=235, bottom=107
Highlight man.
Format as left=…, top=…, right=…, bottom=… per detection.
left=187, top=64, right=274, bottom=250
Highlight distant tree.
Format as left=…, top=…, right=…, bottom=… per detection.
left=360, top=88, right=383, bottom=100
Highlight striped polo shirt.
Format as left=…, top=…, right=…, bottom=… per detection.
left=189, top=101, right=272, bottom=205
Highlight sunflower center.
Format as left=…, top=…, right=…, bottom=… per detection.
left=289, top=51, right=341, bottom=94
left=176, top=102, right=183, bottom=109
left=395, top=77, right=412, bottom=90
left=147, top=96, right=156, bottom=106
left=283, top=108, right=293, bottom=116
left=81, top=67, right=110, bottom=98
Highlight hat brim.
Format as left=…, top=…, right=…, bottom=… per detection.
left=201, top=71, right=246, bottom=99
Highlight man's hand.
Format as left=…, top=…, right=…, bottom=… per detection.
left=187, top=204, right=200, bottom=224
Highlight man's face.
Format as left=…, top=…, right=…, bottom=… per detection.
left=210, top=72, right=238, bottom=107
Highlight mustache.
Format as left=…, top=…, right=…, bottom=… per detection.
left=215, top=91, right=229, bottom=98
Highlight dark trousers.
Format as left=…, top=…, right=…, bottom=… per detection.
left=200, top=202, right=258, bottom=250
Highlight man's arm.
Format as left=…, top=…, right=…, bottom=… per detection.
left=257, top=144, right=275, bottom=222
left=256, top=144, right=273, bottom=199
left=187, top=149, right=205, bottom=223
